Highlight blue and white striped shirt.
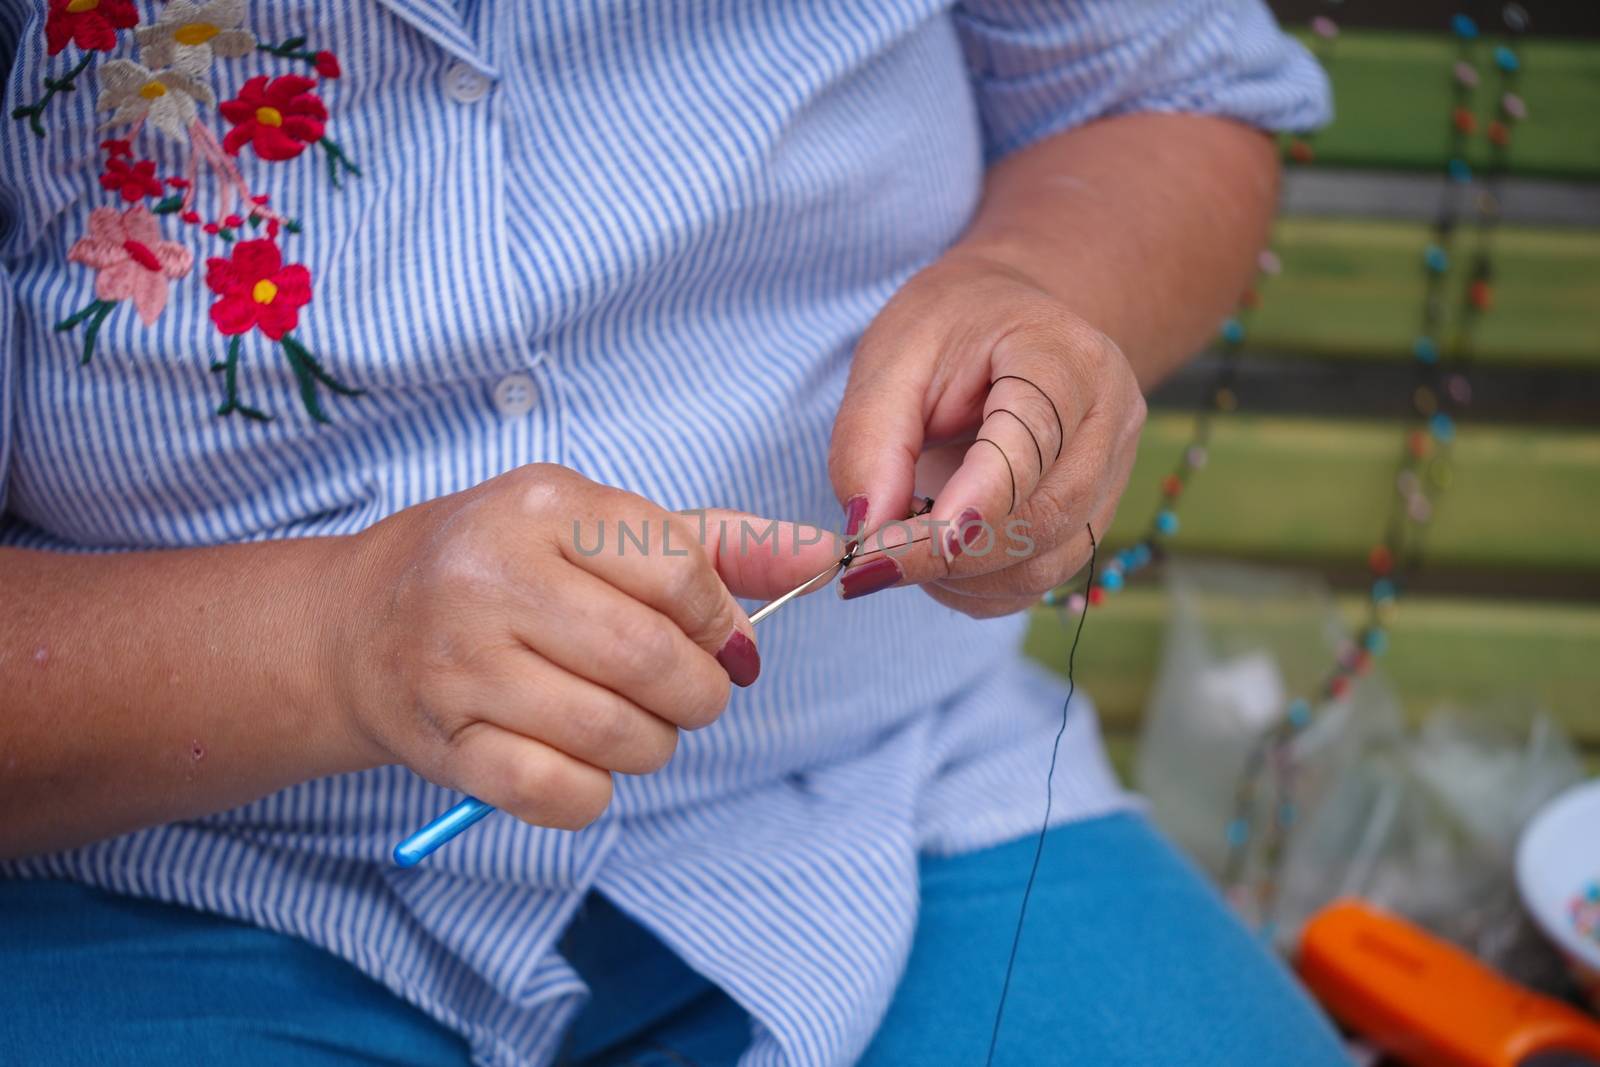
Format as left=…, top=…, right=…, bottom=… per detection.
left=0, top=2, right=1327, bottom=1063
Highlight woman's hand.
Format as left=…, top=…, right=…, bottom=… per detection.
left=335, top=464, right=837, bottom=830
left=829, top=253, right=1146, bottom=618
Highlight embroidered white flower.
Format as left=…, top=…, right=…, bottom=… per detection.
left=134, top=0, right=255, bottom=78
left=97, top=59, right=215, bottom=141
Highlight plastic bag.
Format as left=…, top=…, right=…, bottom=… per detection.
left=1136, top=559, right=1585, bottom=987
left=1136, top=559, right=1402, bottom=884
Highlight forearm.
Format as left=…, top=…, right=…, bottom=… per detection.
left=0, top=540, right=376, bottom=859
left=954, top=112, right=1280, bottom=390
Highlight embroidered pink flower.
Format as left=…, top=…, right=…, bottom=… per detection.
left=100, top=156, right=164, bottom=202
left=67, top=206, right=194, bottom=325
left=205, top=239, right=311, bottom=341
left=220, top=75, right=327, bottom=161
left=45, top=0, right=138, bottom=56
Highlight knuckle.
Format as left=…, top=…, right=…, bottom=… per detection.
left=671, top=668, right=731, bottom=730
left=635, top=724, right=680, bottom=774
left=555, top=772, right=613, bottom=830
left=1015, top=553, right=1067, bottom=598
left=572, top=694, right=636, bottom=757
left=608, top=614, right=678, bottom=686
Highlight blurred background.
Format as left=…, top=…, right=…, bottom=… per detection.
left=1024, top=3, right=1600, bottom=1061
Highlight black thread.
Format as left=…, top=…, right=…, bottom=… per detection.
left=985, top=524, right=1096, bottom=1067
left=972, top=437, right=1017, bottom=514
left=991, top=374, right=1065, bottom=461
left=985, top=407, right=1044, bottom=479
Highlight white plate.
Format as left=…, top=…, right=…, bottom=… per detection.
left=1516, top=779, right=1600, bottom=1007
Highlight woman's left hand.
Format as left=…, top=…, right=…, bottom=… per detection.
left=829, top=252, right=1146, bottom=618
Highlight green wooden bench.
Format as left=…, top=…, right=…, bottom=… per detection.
left=1022, top=26, right=1600, bottom=779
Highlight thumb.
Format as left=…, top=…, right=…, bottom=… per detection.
left=828, top=342, right=928, bottom=542
left=692, top=509, right=845, bottom=602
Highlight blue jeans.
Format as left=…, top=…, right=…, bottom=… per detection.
left=0, top=814, right=1346, bottom=1065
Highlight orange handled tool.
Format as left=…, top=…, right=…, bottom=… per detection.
left=1297, top=899, right=1600, bottom=1067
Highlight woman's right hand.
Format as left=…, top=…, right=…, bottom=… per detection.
left=332, top=464, right=838, bottom=831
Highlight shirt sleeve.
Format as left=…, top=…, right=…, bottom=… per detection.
left=955, top=0, right=1332, bottom=163
left=0, top=263, right=13, bottom=516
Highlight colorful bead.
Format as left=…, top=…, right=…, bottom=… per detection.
left=1328, top=675, right=1351, bottom=699
left=1214, top=387, right=1236, bottom=412
left=1447, top=157, right=1472, bottom=183
left=1220, top=317, right=1245, bottom=344
left=1066, top=593, right=1087, bottom=615
left=1452, top=108, right=1477, bottom=136
left=1501, top=93, right=1527, bottom=121
left=1396, top=470, right=1421, bottom=495
left=1407, top=430, right=1432, bottom=460
left=1288, top=138, right=1314, bottom=164
left=1099, top=570, right=1124, bottom=594
left=1413, top=386, right=1437, bottom=416
left=1372, top=578, right=1397, bottom=602
left=1226, top=818, right=1249, bottom=846
left=1408, top=495, right=1433, bottom=524
left=1494, top=46, right=1519, bottom=73
left=1447, top=374, right=1472, bottom=405
left=1487, top=121, right=1510, bottom=147
left=1041, top=588, right=1059, bottom=606
left=1131, top=543, right=1153, bottom=568
left=1185, top=446, right=1207, bottom=470
left=1287, top=699, right=1311, bottom=728
left=1240, top=289, right=1261, bottom=310
left=1453, top=61, right=1479, bottom=88
left=1257, top=249, right=1282, bottom=276
left=1311, top=15, right=1338, bottom=39
left=1430, top=412, right=1456, bottom=442
left=1368, top=545, right=1394, bottom=575
left=1087, top=586, right=1105, bottom=607
left=1161, top=474, right=1183, bottom=498
left=1469, top=279, right=1493, bottom=310
left=1413, top=336, right=1439, bottom=363
left=1424, top=245, right=1449, bottom=273
left=1354, top=650, right=1373, bottom=676
left=1451, top=14, right=1478, bottom=39
left=1155, top=510, right=1179, bottom=536
left=1363, top=628, right=1389, bottom=655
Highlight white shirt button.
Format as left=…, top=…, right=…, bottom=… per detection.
left=492, top=373, right=537, bottom=418
left=444, top=64, right=491, bottom=104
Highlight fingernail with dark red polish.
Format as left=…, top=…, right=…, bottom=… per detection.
left=839, top=556, right=902, bottom=600
left=844, top=495, right=869, bottom=539
left=716, top=631, right=761, bottom=687
left=947, top=508, right=983, bottom=560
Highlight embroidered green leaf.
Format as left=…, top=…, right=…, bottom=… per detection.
left=79, top=301, right=115, bottom=366
left=281, top=333, right=363, bottom=424
left=212, top=336, right=272, bottom=421
left=152, top=195, right=184, bottom=215
left=10, top=52, right=95, bottom=139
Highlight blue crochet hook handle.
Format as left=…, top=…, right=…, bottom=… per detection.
left=393, top=796, right=494, bottom=866
left=390, top=555, right=851, bottom=867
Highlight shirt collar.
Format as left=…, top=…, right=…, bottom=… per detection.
left=371, top=0, right=499, bottom=76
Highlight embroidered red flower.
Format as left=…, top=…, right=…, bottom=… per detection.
left=205, top=239, right=312, bottom=341
left=314, top=51, right=341, bottom=79
left=45, top=0, right=138, bottom=56
left=220, top=75, right=327, bottom=161
left=99, top=156, right=164, bottom=202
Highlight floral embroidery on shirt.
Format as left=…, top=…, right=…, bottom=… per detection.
left=57, top=204, right=194, bottom=361
left=16, top=1, right=364, bottom=423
